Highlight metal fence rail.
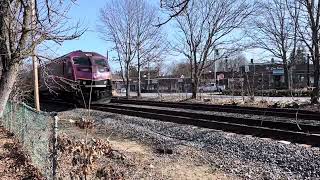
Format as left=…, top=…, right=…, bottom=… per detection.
left=1, top=102, right=55, bottom=179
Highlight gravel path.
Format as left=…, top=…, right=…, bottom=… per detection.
left=59, top=109, right=320, bottom=180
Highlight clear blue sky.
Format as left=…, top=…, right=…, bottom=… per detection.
left=52, top=0, right=110, bottom=56
left=48, top=0, right=266, bottom=71
left=49, top=0, right=163, bottom=70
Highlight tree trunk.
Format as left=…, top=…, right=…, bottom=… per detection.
left=191, top=74, right=198, bottom=99
left=282, top=52, right=289, bottom=89
left=283, top=64, right=289, bottom=89
left=137, top=49, right=141, bottom=98
left=0, top=62, right=20, bottom=118
left=125, top=63, right=130, bottom=99
left=137, top=63, right=141, bottom=98
left=311, top=49, right=319, bottom=104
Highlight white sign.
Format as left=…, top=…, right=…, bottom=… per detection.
left=245, top=65, right=250, bottom=72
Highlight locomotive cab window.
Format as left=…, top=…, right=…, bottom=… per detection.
left=94, top=59, right=107, bottom=66
left=73, top=57, right=91, bottom=66
left=94, top=59, right=110, bottom=71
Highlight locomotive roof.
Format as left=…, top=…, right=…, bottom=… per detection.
left=61, top=50, right=106, bottom=59
left=47, top=50, right=107, bottom=65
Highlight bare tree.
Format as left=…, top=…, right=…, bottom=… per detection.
left=174, top=0, right=253, bottom=98
left=217, top=53, right=248, bottom=72
left=135, top=0, right=167, bottom=98
left=293, top=0, right=320, bottom=103
left=99, top=0, right=137, bottom=98
left=170, top=61, right=191, bottom=78
left=157, top=0, right=190, bottom=27
left=0, top=0, right=83, bottom=117
left=249, top=0, right=299, bottom=89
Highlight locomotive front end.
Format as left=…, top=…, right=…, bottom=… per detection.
left=72, top=52, right=112, bottom=103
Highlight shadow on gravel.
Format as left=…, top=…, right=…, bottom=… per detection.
left=155, top=147, right=173, bottom=154
left=40, top=101, right=77, bottom=112
left=178, top=97, right=194, bottom=103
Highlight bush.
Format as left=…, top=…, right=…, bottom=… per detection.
left=223, top=89, right=312, bottom=97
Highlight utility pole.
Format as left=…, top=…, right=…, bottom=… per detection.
left=31, top=0, right=40, bottom=111
left=251, top=58, right=255, bottom=99
left=147, top=61, right=150, bottom=91
left=307, top=54, right=310, bottom=87
left=214, top=49, right=219, bottom=84
left=225, top=56, right=228, bottom=72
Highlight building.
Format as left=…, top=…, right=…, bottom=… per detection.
left=112, top=60, right=319, bottom=93
left=201, top=61, right=318, bottom=90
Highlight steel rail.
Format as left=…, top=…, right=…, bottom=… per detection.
left=111, top=98, right=320, bottom=120
left=91, top=104, right=320, bottom=146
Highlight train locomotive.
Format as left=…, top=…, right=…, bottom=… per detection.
left=40, top=50, right=112, bottom=104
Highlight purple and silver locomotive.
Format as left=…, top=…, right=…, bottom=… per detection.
left=40, top=50, right=112, bottom=103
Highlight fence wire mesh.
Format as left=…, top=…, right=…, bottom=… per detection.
left=1, top=102, right=54, bottom=178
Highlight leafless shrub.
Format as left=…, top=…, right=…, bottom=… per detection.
left=57, top=134, right=124, bottom=179
left=75, top=116, right=95, bottom=130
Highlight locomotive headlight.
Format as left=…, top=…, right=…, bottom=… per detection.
left=104, top=81, right=107, bottom=84
left=83, top=81, right=86, bottom=85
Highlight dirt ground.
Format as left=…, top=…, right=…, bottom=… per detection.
left=0, top=126, right=43, bottom=179
left=58, top=119, right=238, bottom=180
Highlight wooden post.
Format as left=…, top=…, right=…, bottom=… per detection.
left=31, top=0, right=40, bottom=111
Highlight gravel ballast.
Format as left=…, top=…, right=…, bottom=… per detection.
left=111, top=103, right=320, bottom=126
left=58, top=109, right=320, bottom=180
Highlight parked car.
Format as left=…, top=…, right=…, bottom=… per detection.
left=198, top=83, right=225, bottom=92
left=118, top=88, right=126, bottom=93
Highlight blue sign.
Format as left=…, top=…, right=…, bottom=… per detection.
left=273, top=69, right=284, bottom=75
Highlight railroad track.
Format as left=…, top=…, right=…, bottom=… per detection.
left=91, top=101, right=320, bottom=146
left=111, top=98, right=320, bottom=121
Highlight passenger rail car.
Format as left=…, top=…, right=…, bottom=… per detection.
left=40, top=50, right=112, bottom=103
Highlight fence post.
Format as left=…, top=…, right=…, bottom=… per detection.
left=21, top=105, right=26, bottom=144
left=9, top=102, right=13, bottom=131
left=52, top=115, right=59, bottom=180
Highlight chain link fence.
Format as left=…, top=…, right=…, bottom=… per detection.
left=1, top=101, right=57, bottom=179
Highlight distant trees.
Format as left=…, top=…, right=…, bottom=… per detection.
left=169, top=61, right=191, bottom=77
left=0, top=0, right=82, bottom=117
left=135, top=0, right=167, bottom=97
left=217, top=54, right=248, bottom=72
left=294, top=46, right=307, bottom=65
left=99, top=0, right=137, bottom=98
left=249, top=0, right=299, bottom=90
left=159, top=0, right=320, bottom=103
left=99, top=0, right=166, bottom=98
left=248, top=0, right=320, bottom=103
left=173, top=0, right=253, bottom=98
left=294, top=0, right=320, bottom=103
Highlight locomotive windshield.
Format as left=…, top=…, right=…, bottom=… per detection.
left=73, top=57, right=91, bottom=66
left=94, top=59, right=108, bottom=67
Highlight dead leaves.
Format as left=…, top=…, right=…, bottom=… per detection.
left=75, top=117, right=95, bottom=129
left=57, top=135, right=124, bottom=179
